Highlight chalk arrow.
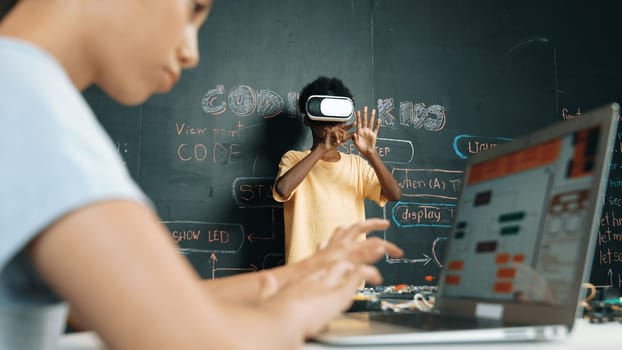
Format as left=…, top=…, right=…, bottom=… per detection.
left=247, top=232, right=275, bottom=243
left=387, top=254, right=432, bottom=265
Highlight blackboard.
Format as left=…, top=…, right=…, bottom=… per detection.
left=86, top=0, right=621, bottom=287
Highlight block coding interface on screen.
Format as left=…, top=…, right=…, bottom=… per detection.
left=443, top=126, right=600, bottom=305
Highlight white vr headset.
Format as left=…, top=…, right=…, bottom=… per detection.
left=305, top=95, right=354, bottom=122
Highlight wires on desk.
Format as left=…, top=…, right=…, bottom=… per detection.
left=380, top=292, right=435, bottom=312
left=350, top=285, right=438, bottom=313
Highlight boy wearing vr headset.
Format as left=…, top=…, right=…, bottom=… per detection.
left=273, top=77, right=402, bottom=265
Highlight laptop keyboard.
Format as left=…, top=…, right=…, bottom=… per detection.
left=367, top=311, right=506, bottom=331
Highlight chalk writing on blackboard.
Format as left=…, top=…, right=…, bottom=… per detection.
left=386, top=253, right=433, bottom=265
left=339, top=137, right=414, bottom=164
left=561, top=106, right=582, bottom=120
left=114, top=141, right=129, bottom=154
left=391, top=202, right=456, bottom=228
left=432, top=236, right=448, bottom=267
left=174, top=117, right=244, bottom=164
left=208, top=253, right=258, bottom=279
left=596, top=210, right=622, bottom=288
left=199, top=84, right=449, bottom=131
left=176, top=121, right=244, bottom=139
left=562, top=109, right=622, bottom=289
left=227, top=85, right=255, bottom=117
left=176, top=143, right=243, bottom=163
left=232, top=177, right=279, bottom=208
left=162, top=221, right=244, bottom=254
left=382, top=168, right=461, bottom=268
left=377, top=98, right=446, bottom=131
left=112, top=139, right=130, bottom=168
left=392, top=168, right=464, bottom=200
left=201, top=84, right=297, bottom=118
left=381, top=223, right=449, bottom=269
left=245, top=209, right=280, bottom=243
left=452, top=135, right=512, bottom=159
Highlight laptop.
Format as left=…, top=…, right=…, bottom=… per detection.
left=314, top=102, right=620, bottom=345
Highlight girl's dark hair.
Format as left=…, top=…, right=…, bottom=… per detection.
left=298, top=76, right=353, bottom=116
left=0, top=0, right=19, bottom=21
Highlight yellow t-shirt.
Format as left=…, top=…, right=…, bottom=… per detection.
left=273, top=150, right=388, bottom=263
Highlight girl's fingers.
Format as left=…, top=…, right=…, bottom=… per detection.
left=359, top=265, right=383, bottom=286
left=258, top=271, right=280, bottom=301
left=321, top=260, right=355, bottom=287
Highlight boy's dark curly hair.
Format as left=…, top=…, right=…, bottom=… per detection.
left=298, top=76, right=353, bottom=116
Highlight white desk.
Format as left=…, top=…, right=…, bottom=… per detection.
left=59, top=318, right=619, bottom=350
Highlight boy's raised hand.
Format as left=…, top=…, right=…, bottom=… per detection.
left=322, top=123, right=354, bottom=150
left=352, top=106, right=381, bottom=157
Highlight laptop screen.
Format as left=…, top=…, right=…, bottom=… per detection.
left=441, top=113, right=612, bottom=307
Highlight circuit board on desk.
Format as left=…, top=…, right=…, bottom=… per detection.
left=370, top=284, right=438, bottom=300
left=347, top=285, right=438, bottom=313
